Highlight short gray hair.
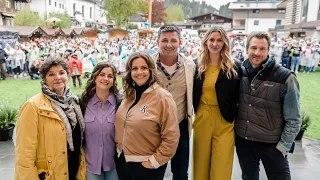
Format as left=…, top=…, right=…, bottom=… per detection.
left=157, top=24, right=181, bottom=40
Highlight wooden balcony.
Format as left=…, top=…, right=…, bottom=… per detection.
left=0, top=6, right=17, bottom=14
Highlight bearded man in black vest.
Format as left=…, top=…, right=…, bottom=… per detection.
left=235, top=31, right=301, bottom=180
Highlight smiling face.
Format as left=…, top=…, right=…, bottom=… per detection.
left=157, top=31, right=181, bottom=58
left=206, top=32, right=224, bottom=55
left=45, top=65, right=68, bottom=95
left=131, top=57, right=150, bottom=86
left=246, top=37, right=269, bottom=68
left=95, top=67, right=115, bottom=92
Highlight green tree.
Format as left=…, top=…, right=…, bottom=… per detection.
left=14, top=8, right=42, bottom=26
left=219, top=3, right=232, bottom=18
left=166, top=4, right=184, bottom=22
left=103, top=0, right=148, bottom=27
left=46, top=12, right=72, bottom=28
left=127, top=23, right=138, bottom=29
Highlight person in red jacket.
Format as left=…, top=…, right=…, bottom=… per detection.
left=68, top=53, right=83, bottom=88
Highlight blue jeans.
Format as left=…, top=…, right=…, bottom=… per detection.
left=86, top=168, right=119, bottom=180
left=290, top=56, right=299, bottom=72
left=171, top=119, right=190, bottom=180
left=282, top=57, right=290, bottom=69
left=235, top=134, right=291, bottom=180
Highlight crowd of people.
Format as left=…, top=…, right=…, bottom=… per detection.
left=11, top=24, right=303, bottom=180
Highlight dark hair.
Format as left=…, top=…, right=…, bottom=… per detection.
left=157, top=24, right=181, bottom=40
left=123, top=52, right=159, bottom=100
left=246, top=31, right=271, bottom=51
left=39, top=56, right=69, bottom=79
left=81, top=62, right=119, bottom=105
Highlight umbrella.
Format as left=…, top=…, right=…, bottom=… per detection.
left=47, top=17, right=61, bottom=23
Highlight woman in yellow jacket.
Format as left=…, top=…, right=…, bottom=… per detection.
left=14, top=57, right=86, bottom=180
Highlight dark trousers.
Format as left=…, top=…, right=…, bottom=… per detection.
left=115, top=153, right=167, bottom=180
left=282, top=57, right=290, bottom=69
left=171, top=118, right=189, bottom=180
left=235, top=134, right=291, bottom=180
left=0, top=63, right=6, bottom=80
left=13, top=66, right=21, bottom=75
left=72, top=75, right=82, bottom=88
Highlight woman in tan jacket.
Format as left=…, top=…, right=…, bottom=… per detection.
left=115, top=52, right=180, bottom=180
left=14, top=57, right=85, bottom=180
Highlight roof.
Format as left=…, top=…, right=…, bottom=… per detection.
left=107, top=28, right=128, bottom=33
left=190, top=13, right=232, bottom=20
left=171, top=21, right=197, bottom=26
left=129, top=14, right=145, bottom=22
left=1, top=26, right=48, bottom=37
left=41, top=28, right=65, bottom=36
left=73, top=28, right=92, bottom=35
left=229, top=2, right=281, bottom=10
left=61, top=29, right=76, bottom=36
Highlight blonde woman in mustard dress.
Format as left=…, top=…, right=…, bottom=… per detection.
left=193, top=26, right=241, bottom=180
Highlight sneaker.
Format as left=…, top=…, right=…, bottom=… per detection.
left=307, top=72, right=310, bottom=74
left=303, top=71, right=306, bottom=73
left=19, top=74, right=23, bottom=78
left=14, top=75, right=17, bottom=79
left=295, top=70, right=298, bottom=74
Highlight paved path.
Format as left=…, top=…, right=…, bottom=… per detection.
left=1, top=137, right=320, bottom=179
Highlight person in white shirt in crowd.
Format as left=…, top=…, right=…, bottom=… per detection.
left=13, top=44, right=26, bottom=78
left=97, top=49, right=109, bottom=63
left=302, top=44, right=314, bottom=73
left=313, top=44, right=320, bottom=72
left=4, top=44, right=15, bottom=77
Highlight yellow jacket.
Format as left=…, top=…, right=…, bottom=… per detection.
left=14, top=93, right=86, bottom=180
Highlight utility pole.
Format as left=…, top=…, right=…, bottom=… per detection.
left=148, top=0, right=152, bottom=29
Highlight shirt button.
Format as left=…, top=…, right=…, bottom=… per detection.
left=249, top=104, right=251, bottom=106
left=47, top=112, right=50, bottom=115
left=245, top=137, right=248, bottom=140
left=62, top=151, right=66, bottom=154
left=169, top=83, right=171, bottom=85
left=247, top=120, right=249, bottom=123
left=64, top=172, right=67, bottom=175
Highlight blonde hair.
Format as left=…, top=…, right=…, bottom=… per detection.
left=197, top=26, right=237, bottom=79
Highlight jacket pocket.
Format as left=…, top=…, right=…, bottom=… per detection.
left=107, top=114, right=116, bottom=123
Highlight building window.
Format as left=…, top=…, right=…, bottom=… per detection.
left=240, top=20, right=245, bottom=25
left=73, top=3, right=76, bottom=16
left=318, top=2, right=320, bottom=20
left=82, top=5, right=85, bottom=17
left=59, top=3, right=61, bottom=8
left=62, top=4, right=64, bottom=9
left=90, top=7, right=92, bottom=19
left=276, top=19, right=282, bottom=26
left=6, top=18, right=12, bottom=26
left=204, top=16, right=207, bottom=20
left=55, top=2, right=57, bottom=7
left=301, top=0, right=309, bottom=22
left=253, top=9, right=260, bottom=13
left=49, top=0, right=51, bottom=6
left=254, top=20, right=259, bottom=25
left=278, top=9, right=286, bottom=14
left=5, top=1, right=10, bottom=8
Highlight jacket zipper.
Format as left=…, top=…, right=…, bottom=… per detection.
left=121, top=95, right=136, bottom=155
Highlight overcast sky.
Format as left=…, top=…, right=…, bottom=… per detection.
left=196, top=0, right=237, bottom=9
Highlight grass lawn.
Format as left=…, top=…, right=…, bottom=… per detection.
left=1, top=70, right=320, bottom=139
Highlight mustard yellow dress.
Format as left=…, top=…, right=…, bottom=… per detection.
left=193, top=65, right=235, bottom=180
